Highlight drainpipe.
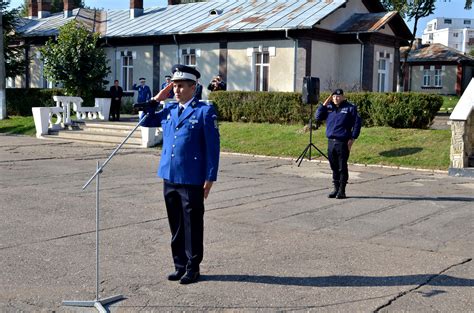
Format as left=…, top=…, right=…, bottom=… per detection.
left=173, top=34, right=180, bottom=64
left=285, top=29, right=297, bottom=92
left=356, top=32, right=364, bottom=90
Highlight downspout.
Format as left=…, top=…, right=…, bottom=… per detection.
left=356, top=32, right=364, bottom=90
left=285, top=29, right=297, bottom=92
left=173, top=34, right=180, bottom=63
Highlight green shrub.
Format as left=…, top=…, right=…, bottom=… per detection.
left=209, top=91, right=442, bottom=129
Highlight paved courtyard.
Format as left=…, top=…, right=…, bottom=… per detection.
left=0, top=135, right=472, bottom=312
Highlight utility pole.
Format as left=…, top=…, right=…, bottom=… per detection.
left=0, top=5, right=6, bottom=120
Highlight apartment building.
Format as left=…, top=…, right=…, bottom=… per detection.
left=422, top=17, right=474, bottom=54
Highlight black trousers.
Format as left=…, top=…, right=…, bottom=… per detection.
left=110, top=99, right=121, bottom=121
left=163, top=181, right=205, bottom=272
left=327, top=139, right=350, bottom=183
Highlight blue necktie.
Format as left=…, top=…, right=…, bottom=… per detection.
left=178, top=105, right=184, bottom=117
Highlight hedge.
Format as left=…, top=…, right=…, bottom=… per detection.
left=209, top=91, right=443, bottom=129
left=5, top=88, right=111, bottom=116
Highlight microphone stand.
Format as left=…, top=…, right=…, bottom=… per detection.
left=62, top=113, right=150, bottom=313
left=295, top=102, right=328, bottom=167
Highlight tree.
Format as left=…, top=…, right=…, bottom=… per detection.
left=40, top=21, right=110, bottom=99
left=19, top=0, right=84, bottom=17
left=1, top=1, right=27, bottom=79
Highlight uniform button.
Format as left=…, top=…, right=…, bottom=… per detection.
left=171, top=154, right=175, bottom=157
left=174, top=136, right=177, bottom=139
left=176, top=127, right=179, bottom=130
left=194, top=157, right=197, bottom=160
left=172, top=144, right=175, bottom=148
left=191, top=126, right=194, bottom=129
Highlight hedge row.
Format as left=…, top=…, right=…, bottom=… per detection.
left=5, top=88, right=110, bottom=116
left=208, top=91, right=443, bottom=129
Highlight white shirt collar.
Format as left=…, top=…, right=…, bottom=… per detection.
left=179, top=98, right=194, bottom=109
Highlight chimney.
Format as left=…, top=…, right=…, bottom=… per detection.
left=38, top=0, right=51, bottom=18
left=130, top=0, right=144, bottom=19
left=414, top=38, right=423, bottom=50
left=168, top=0, right=179, bottom=4
left=63, top=0, right=76, bottom=18
left=28, top=0, right=38, bottom=19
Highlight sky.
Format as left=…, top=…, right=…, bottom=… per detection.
left=6, top=0, right=472, bottom=37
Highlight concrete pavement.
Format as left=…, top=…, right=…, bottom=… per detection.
left=0, top=134, right=472, bottom=312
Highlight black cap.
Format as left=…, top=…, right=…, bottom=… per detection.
left=139, top=77, right=146, bottom=81
left=165, top=75, right=171, bottom=79
left=171, top=64, right=201, bottom=82
left=332, top=89, right=344, bottom=96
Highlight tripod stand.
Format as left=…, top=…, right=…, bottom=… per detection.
left=62, top=113, right=149, bottom=312
left=295, top=102, right=328, bottom=167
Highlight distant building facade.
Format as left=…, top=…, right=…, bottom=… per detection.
left=401, top=40, right=474, bottom=96
left=14, top=0, right=412, bottom=98
left=422, top=17, right=474, bottom=54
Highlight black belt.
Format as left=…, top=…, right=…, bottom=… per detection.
left=328, top=138, right=348, bottom=142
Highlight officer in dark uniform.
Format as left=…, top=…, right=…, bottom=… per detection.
left=315, top=89, right=361, bottom=199
left=140, top=65, right=220, bottom=284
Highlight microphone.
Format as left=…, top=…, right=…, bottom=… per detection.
left=133, top=99, right=160, bottom=110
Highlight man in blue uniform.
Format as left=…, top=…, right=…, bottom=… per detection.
left=315, top=89, right=361, bottom=199
left=133, top=77, right=152, bottom=103
left=140, top=65, right=220, bottom=284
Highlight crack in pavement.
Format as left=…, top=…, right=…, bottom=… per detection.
left=373, top=258, right=473, bottom=312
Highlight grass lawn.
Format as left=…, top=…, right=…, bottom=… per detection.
left=440, top=95, right=460, bottom=113
left=0, top=116, right=36, bottom=136
left=219, top=122, right=451, bottom=170
left=0, top=117, right=451, bottom=170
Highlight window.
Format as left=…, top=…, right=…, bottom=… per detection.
left=121, top=51, right=134, bottom=91
left=427, top=25, right=432, bottom=31
left=254, top=50, right=269, bottom=91
left=429, top=34, right=433, bottom=40
left=182, top=48, right=197, bottom=67
left=444, top=19, right=452, bottom=24
left=464, top=20, right=471, bottom=25
left=377, top=59, right=388, bottom=92
left=453, top=33, right=459, bottom=38
left=423, top=68, right=431, bottom=87
left=434, top=68, right=442, bottom=87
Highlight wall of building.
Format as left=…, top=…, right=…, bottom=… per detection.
left=106, top=46, right=154, bottom=92
left=319, top=0, right=368, bottom=30
left=227, top=40, right=295, bottom=92
left=409, top=64, right=457, bottom=95
left=161, top=42, right=220, bottom=99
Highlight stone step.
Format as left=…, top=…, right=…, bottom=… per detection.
left=82, top=124, right=142, bottom=137
left=44, top=130, right=142, bottom=146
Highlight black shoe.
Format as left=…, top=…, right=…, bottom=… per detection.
left=336, top=183, right=346, bottom=199
left=328, top=181, right=340, bottom=198
left=179, top=271, right=200, bottom=284
left=167, top=270, right=185, bottom=281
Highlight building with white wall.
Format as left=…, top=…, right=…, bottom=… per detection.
left=15, top=0, right=412, bottom=97
left=422, top=17, right=474, bottom=54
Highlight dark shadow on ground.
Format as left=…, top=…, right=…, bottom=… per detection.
left=202, top=274, right=473, bottom=287
left=379, top=147, right=423, bottom=157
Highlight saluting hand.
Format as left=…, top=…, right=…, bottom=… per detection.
left=322, top=94, right=332, bottom=106
left=153, top=83, right=174, bottom=102
left=203, top=181, right=213, bottom=199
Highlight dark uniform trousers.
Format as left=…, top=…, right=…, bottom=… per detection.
left=328, top=139, right=350, bottom=183
left=163, top=180, right=205, bottom=273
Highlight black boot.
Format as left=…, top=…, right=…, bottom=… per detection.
left=336, top=182, right=346, bottom=199
left=328, top=181, right=340, bottom=198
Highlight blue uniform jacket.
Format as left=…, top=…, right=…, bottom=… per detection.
left=315, top=100, right=362, bottom=141
left=140, top=98, right=220, bottom=185
left=133, top=84, right=152, bottom=103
